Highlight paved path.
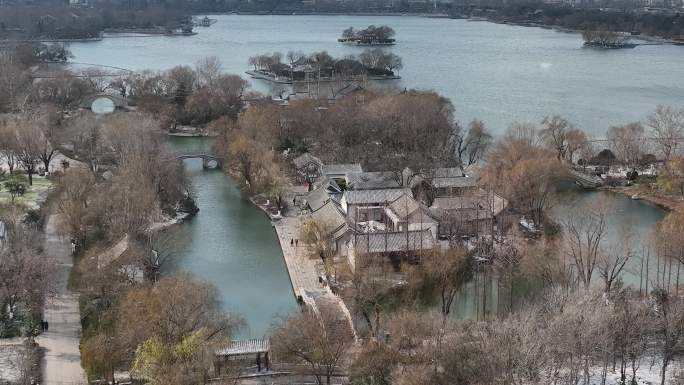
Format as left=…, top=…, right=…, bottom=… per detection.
left=274, top=216, right=356, bottom=341
left=35, top=214, right=86, bottom=385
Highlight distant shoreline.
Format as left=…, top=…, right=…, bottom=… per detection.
left=192, top=12, right=682, bottom=46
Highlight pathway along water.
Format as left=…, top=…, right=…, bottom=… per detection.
left=166, top=136, right=671, bottom=328
left=165, top=137, right=296, bottom=338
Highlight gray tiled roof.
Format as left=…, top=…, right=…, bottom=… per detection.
left=347, top=171, right=402, bottom=189
left=432, top=196, right=482, bottom=211
left=293, top=153, right=322, bottom=169
left=343, top=188, right=412, bottom=205
left=308, top=201, right=349, bottom=240
left=217, top=338, right=270, bottom=356
left=387, top=194, right=421, bottom=219
left=431, top=189, right=507, bottom=217
left=431, top=176, right=478, bottom=189
left=352, top=230, right=434, bottom=253
left=322, top=163, right=363, bottom=176
left=304, top=187, right=331, bottom=212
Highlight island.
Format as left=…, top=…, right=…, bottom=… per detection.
left=582, top=29, right=637, bottom=49
left=337, top=25, right=396, bottom=46
left=246, top=50, right=402, bottom=84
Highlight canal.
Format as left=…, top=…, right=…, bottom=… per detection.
left=165, top=137, right=296, bottom=338
left=165, top=136, right=670, bottom=326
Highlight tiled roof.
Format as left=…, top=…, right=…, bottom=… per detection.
left=304, top=187, right=331, bottom=212
left=343, top=188, right=412, bottom=205
left=352, top=230, right=434, bottom=253
left=387, top=194, right=421, bottom=219
left=347, top=171, right=402, bottom=189
left=432, top=196, right=481, bottom=211
left=308, top=201, right=349, bottom=239
left=431, top=175, right=478, bottom=189
left=293, top=153, right=322, bottom=169
left=431, top=189, right=507, bottom=217
left=433, top=167, right=465, bottom=178
left=322, top=163, right=363, bottom=176
left=217, top=338, right=270, bottom=356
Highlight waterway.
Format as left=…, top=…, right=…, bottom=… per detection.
left=67, top=15, right=679, bottom=326
left=68, top=14, right=684, bottom=135
left=166, top=137, right=296, bottom=338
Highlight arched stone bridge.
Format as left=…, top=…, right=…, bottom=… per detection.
left=177, top=154, right=223, bottom=169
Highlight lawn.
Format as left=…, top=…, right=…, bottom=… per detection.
left=0, top=174, right=53, bottom=210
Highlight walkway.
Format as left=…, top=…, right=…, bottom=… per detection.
left=35, top=214, right=86, bottom=385
left=274, top=216, right=356, bottom=342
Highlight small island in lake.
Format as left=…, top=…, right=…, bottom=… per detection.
left=582, top=30, right=637, bottom=49
left=246, top=50, right=402, bottom=84
left=338, top=25, right=396, bottom=46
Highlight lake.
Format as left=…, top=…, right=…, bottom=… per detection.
left=72, top=16, right=679, bottom=331
left=69, top=14, right=684, bottom=135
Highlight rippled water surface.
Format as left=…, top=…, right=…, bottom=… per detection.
left=70, top=15, right=684, bottom=134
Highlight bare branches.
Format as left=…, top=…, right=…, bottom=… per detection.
left=647, top=105, right=684, bottom=162
left=562, top=202, right=607, bottom=289
left=272, top=309, right=350, bottom=385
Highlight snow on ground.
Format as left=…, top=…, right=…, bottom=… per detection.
left=582, top=359, right=683, bottom=385
left=0, top=338, right=25, bottom=384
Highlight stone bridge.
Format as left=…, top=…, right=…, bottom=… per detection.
left=177, top=154, right=223, bottom=169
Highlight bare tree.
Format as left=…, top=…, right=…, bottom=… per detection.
left=647, top=105, right=684, bottom=162
left=0, top=122, right=19, bottom=174
left=195, top=56, right=222, bottom=88
left=13, top=115, right=42, bottom=185
left=608, top=122, right=645, bottom=168
left=456, top=119, right=492, bottom=167
left=597, top=224, right=634, bottom=293
left=272, top=308, right=350, bottom=385
left=56, top=168, right=95, bottom=248
left=563, top=202, right=608, bottom=289
left=509, top=157, right=565, bottom=228
left=651, top=291, right=684, bottom=385
left=540, top=115, right=573, bottom=161
left=418, top=248, right=473, bottom=325
left=565, top=127, right=588, bottom=164
left=0, top=209, right=55, bottom=325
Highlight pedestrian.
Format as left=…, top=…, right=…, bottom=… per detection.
left=290, top=239, right=294, bottom=247
left=40, top=320, right=45, bottom=332
left=45, top=321, right=48, bottom=331
left=293, top=197, right=296, bottom=206
left=295, top=239, right=299, bottom=247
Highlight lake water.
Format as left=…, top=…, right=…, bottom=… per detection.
left=69, top=15, right=684, bottom=135
left=551, top=189, right=669, bottom=288
left=71, top=16, right=679, bottom=330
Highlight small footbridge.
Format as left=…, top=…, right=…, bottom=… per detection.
left=177, top=153, right=223, bottom=169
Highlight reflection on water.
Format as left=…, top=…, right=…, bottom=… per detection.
left=552, top=189, right=669, bottom=289
left=165, top=137, right=671, bottom=327
left=165, top=137, right=296, bottom=338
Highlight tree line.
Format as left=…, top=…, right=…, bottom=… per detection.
left=248, top=49, right=403, bottom=79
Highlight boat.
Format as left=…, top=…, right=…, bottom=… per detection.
left=631, top=194, right=641, bottom=200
